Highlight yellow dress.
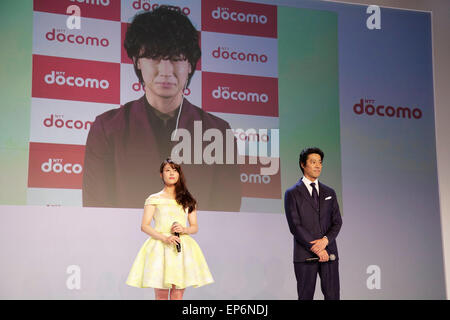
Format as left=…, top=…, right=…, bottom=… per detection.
left=126, top=195, right=214, bottom=289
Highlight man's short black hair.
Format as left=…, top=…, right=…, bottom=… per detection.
left=299, top=147, right=324, bottom=173
left=124, top=6, right=201, bottom=87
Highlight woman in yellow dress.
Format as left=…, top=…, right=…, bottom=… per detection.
left=126, top=158, right=214, bottom=299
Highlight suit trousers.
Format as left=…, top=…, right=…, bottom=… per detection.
left=293, top=260, right=340, bottom=300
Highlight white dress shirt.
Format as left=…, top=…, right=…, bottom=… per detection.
left=302, top=176, right=328, bottom=241
left=302, top=176, right=319, bottom=197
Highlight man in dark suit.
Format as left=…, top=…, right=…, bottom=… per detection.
left=82, top=7, right=242, bottom=211
left=284, top=147, right=342, bottom=300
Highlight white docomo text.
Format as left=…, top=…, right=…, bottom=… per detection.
left=212, top=7, right=267, bottom=24
left=45, top=71, right=109, bottom=89
left=212, top=46, right=268, bottom=63
left=41, top=159, right=83, bottom=174
left=212, top=86, right=268, bottom=103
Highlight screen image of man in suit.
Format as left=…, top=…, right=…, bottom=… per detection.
left=82, top=6, right=242, bottom=211
left=284, top=147, right=342, bottom=300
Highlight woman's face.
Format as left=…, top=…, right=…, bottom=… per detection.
left=161, top=164, right=180, bottom=185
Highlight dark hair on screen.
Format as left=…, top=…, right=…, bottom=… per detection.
left=299, top=147, right=324, bottom=174
left=160, top=158, right=197, bottom=213
left=124, top=6, right=201, bottom=87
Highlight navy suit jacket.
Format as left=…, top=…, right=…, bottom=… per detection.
left=284, top=179, right=342, bottom=262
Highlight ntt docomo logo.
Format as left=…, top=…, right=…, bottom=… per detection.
left=212, top=47, right=267, bottom=63
left=41, top=159, right=83, bottom=174
left=354, top=99, right=422, bottom=119
left=213, top=86, right=268, bottom=103
left=45, top=71, right=109, bottom=89
left=212, top=7, right=267, bottom=24
left=132, top=0, right=191, bottom=15
left=46, top=28, right=110, bottom=47
left=44, top=114, right=92, bottom=130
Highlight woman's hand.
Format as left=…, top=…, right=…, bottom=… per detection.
left=163, top=235, right=180, bottom=246
left=171, top=222, right=185, bottom=234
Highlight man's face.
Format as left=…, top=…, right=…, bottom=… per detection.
left=137, top=55, right=192, bottom=101
left=301, top=153, right=322, bottom=181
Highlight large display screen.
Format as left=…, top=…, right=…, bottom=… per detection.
left=0, top=0, right=444, bottom=299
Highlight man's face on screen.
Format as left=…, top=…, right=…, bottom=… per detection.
left=301, top=153, right=322, bottom=181
left=137, top=55, right=191, bottom=101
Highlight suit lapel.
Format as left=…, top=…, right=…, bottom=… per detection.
left=318, top=182, right=326, bottom=214
left=296, top=180, right=319, bottom=212
left=130, top=96, right=161, bottom=162
left=177, top=99, right=193, bottom=131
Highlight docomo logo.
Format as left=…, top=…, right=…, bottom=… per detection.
left=354, top=99, right=422, bottom=119
left=45, top=71, right=110, bottom=90
left=44, top=114, right=93, bottom=131
left=70, top=0, right=110, bottom=6
left=212, top=86, right=269, bottom=103
left=45, top=28, right=110, bottom=48
left=212, top=46, right=268, bottom=64
left=132, top=0, right=191, bottom=16
left=41, top=159, right=83, bottom=174
left=240, top=173, right=271, bottom=184
left=232, top=129, right=270, bottom=142
left=132, top=82, right=191, bottom=96
left=212, top=7, right=267, bottom=24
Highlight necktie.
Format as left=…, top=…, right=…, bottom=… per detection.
left=310, top=182, right=319, bottom=207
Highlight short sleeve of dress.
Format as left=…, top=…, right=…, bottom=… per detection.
left=144, top=196, right=159, bottom=206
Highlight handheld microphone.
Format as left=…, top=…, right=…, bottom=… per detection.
left=172, top=222, right=181, bottom=253
left=305, top=254, right=336, bottom=263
